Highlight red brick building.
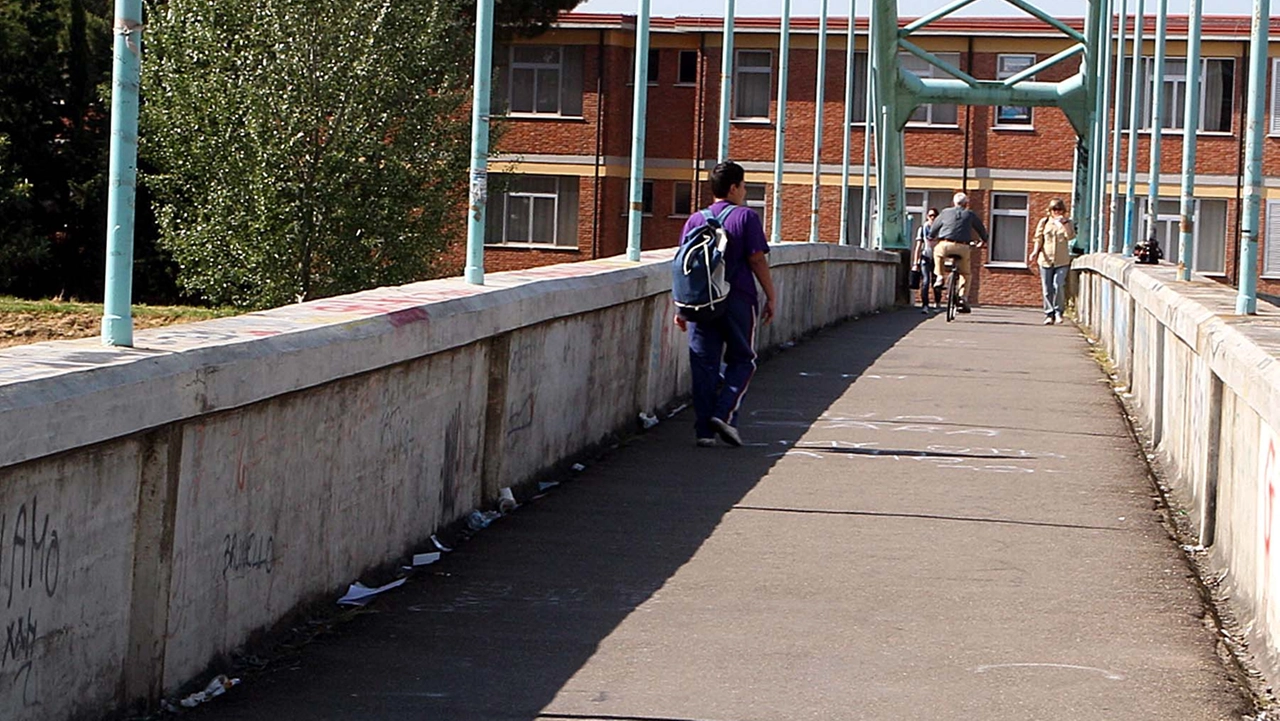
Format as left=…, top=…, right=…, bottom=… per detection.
left=464, top=13, right=1280, bottom=306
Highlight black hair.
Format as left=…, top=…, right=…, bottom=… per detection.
left=926, top=207, right=939, bottom=217
left=710, top=161, right=745, bottom=199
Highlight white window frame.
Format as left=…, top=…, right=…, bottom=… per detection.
left=486, top=176, right=578, bottom=248
left=1270, top=58, right=1280, bottom=136
left=510, top=46, right=561, bottom=116
left=1137, top=56, right=1234, bottom=134
left=1263, top=200, right=1280, bottom=277
left=901, top=52, right=961, bottom=127
left=904, top=189, right=950, bottom=243
left=733, top=50, right=773, bottom=122
left=1140, top=196, right=1227, bottom=275
left=994, top=54, right=1035, bottom=128
left=676, top=50, right=699, bottom=86
left=989, top=192, right=1030, bottom=266
left=495, top=182, right=557, bottom=246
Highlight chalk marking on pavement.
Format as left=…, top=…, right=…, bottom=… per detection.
left=973, top=663, right=1125, bottom=681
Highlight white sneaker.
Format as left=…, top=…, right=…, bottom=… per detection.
left=1043, top=316, right=1054, bottom=325
left=696, top=437, right=717, bottom=448
left=710, top=417, right=743, bottom=447
left=1055, top=313, right=1064, bottom=325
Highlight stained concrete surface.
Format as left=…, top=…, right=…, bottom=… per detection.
left=190, top=307, right=1253, bottom=721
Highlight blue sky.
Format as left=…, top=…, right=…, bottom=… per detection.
left=572, top=0, right=1264, bottom=18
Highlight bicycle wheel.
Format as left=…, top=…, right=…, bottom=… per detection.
left=945, top=270, right=958, bottom=322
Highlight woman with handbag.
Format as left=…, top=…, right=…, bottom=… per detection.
left=911, top=208, right=941, bottom=314
left=1028, top=197, right=1076, bottom=325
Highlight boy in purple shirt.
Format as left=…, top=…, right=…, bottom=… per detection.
left=675, top=161, right=777, bottom=447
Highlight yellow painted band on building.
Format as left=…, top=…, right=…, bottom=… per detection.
left=491, top=162, right=1253, bottom=202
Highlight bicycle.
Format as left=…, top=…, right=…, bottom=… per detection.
left=942, top=254, right=963, bottom=322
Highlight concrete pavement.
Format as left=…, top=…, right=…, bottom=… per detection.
left=190, top=307, right=1253, bottom=720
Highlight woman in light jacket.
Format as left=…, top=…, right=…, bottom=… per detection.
left=1028, top=197, right=1075, bottom=325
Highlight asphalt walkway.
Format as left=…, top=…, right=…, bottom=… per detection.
left=192, top=307, right=1253, bottom=720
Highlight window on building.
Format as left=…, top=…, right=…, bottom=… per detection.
left=900, top=52, right=960, bottom=126
left=1143, top=197, right=1226, bottom=274
left=1270, top=59, right=1280, bottom=135
left=849, top=52, right=870, bottom=123
left=484, top=175, right=580, bottom=247
left=1119, top=57, right=1233, bottom=132
left=745, top=183, right=767, bottom=222
left=624, top=180, right=655, bottom=215
left=677, top=50, right=699, bottom=85
left=673, top=182, right=693, bottom=216
left=904, top=189, right=950, bottom=243
left=493, top=45, right=584, bottom=117
left=1266, top=201, right=1280, bottom=276
left=627, top=48, right=660, bottom=85
left=995, top=54, right=1035, bottom=126
left=844, top=188, right=877, bottom=245
left=734, top=50, right=772, bottom=120
left=990, top=193, right=1029, bottom=264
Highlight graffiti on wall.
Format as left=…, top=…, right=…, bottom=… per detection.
left=0, top=496, right=62, bottom=709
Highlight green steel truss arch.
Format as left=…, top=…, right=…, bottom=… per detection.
left=871, top=0, right=1105, bottom=250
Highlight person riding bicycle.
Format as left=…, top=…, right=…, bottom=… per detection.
left=928, top=192, right=988, bottom=314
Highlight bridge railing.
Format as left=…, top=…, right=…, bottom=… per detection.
left=1074, top=253, right=1280, bottom=688
left=0, top=243, right=896, bottom=720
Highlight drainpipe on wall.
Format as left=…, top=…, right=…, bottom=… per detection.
left=962, top=36, right=973, bottom=193
left=1232, top=46, right=1247, bottom=287
left=592, top=30, right=605, bottom=260
left=696, top=32, right=707, bottom=208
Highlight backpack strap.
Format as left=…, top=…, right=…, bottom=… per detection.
left=714, top=205, right=738, bottom=225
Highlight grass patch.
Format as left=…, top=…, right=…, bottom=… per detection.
left=0, top=296, right=236, bottom=320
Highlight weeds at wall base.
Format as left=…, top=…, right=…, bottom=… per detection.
left=1078, top=321, right=1280, bottom=719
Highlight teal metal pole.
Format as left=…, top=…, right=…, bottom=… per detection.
left=1072, top=0, right=1103, bottom=253
left=838, top=0, right=857, bottom=246
left=1177, top=0, right=1203, bottom=280
left=872, top=0, right=904, bottom=249
left=718, top=0, right=735, bottom=162
left=102, top=0, right=143, bottom=346
left=809, top=0, right=829, bottom=242
left=464, top=0, right=495, bottom=285
left=1090, top=0, right=1114, bottom=252
left=1236, top=0, right=1269, bottom=314
left=1108, top=0, right=1129, bottom=252
left=859, top=6, right=875, bottom=248
left=1144, top=0, right=1168, bottom=249
left=626, top=0, right=653, bottom=261
left=771, top=0, right=792, bottom=243
left=1122, top=0, right=1144, bottom=256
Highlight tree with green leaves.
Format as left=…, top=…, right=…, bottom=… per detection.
left=0, top=0, right=116, bottom=299
left=142, top=0, right=482, bottom=309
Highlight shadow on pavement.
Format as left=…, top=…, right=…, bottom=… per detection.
left=191, top=310, right=926, bottom=721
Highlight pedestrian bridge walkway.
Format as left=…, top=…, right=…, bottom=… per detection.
left=192, top=307, right=1249, bottom=720
left=4, top=248, right=1280, bottom=720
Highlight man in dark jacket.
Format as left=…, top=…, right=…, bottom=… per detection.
left=929, top=192, right=989, bottom=313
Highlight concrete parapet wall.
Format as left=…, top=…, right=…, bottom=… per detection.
left=0, top=243, right=896, bottom=720
left=1073, top=253, right=1280, bottom=687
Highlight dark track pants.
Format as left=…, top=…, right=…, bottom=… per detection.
left=688, top=296, right=758, bottom=439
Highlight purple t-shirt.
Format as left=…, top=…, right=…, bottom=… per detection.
left=681, top=200, right=770, bottom=305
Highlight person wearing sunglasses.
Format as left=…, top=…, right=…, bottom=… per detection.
left=911, top=208, right=942, bottom=313
left=1028, top=197, right=1076, bottom=325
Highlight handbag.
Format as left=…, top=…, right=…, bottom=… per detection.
left=909, top=268, right=922, bottom=290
